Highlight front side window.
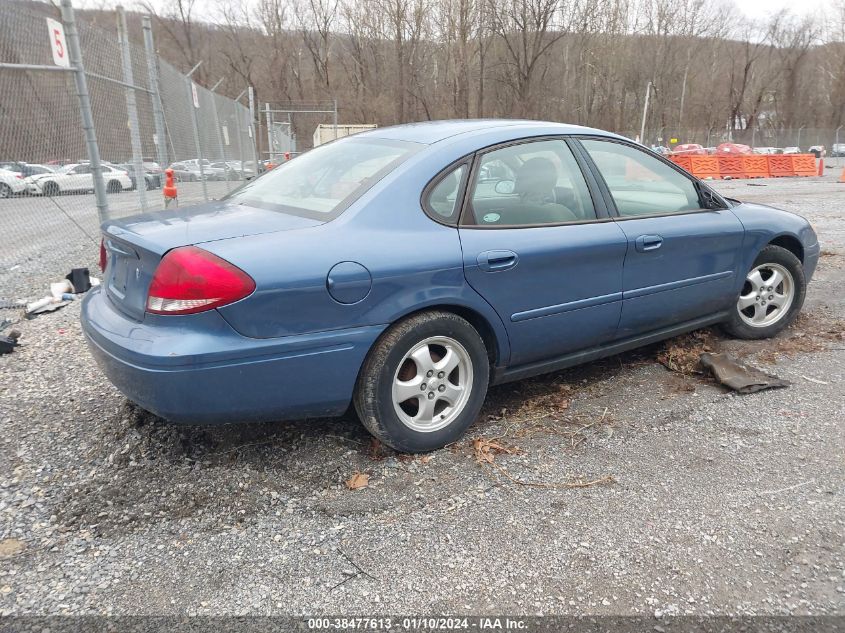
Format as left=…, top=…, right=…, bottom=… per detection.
left=580, top=139, right=701, bottom=217
left=225, top=137, right=419, bottom=220
left=467, top=139, right=595, bottom=227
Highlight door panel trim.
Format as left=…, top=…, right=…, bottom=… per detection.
left=511, top=291, right=623, bottom=322
left=494, top=311, right=729, bottom=384
left=624, top=270, right=734, bottom=300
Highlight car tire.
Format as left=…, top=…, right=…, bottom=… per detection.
left=107, top=180, right=122, bottom=194
left=722, top=245, right=806, bottom=340
left=354, top=311, right=490, bottom=453
left=42, top=181, right=59, bottom=197
left=0, top=183, right=10, bottom=199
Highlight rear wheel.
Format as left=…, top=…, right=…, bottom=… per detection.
left=354, top=311, right=490, bottom=453
left=42, top=181, right=59, bottom=197
left=722, top=245, right=806, bottom=339
left=107, top=180, right=122, bottom=194
left=0, top=183, right=11, bottom=199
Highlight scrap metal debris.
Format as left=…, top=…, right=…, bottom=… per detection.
left=0, top=330, right=20, bottom=355
left=700, top=352, right=791, bottom=394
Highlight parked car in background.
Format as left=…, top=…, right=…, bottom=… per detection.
left=0, top=168, right=27, bottom=198
left=831, top=144, right=845, bottom=157
left=715, top=143, right=752, bottom=154
left=117, top=163, right=163, bottom=190
left=782, top=147, right=800, bottom=154
left=25, top=163, right=132, bottom=196
left=753, top=147, right=783, bottom=155
left=650, top=145, right=671, bottom=155
left=168, top=162, right=206, bottom=182
left=808, top=145, right=825, bottom=158
left=0, top=161, right=55, bottom=179
left=82, top=120, right=820, bottom=453
left=672, top=143, right=706, bottom=155
left=209, top=162, right=243, bottom=181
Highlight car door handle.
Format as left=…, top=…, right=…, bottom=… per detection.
left=477, top=250, right=518, bottom=272
left=635, top=234, right=663, bottom=252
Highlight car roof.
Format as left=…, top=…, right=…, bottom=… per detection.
left=356, top=119, right=616, bottom=144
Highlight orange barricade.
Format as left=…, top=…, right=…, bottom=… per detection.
left=688, top=155, right=720, bottom=179
left=767, top=155, right=794, bottom=177
left=716, top=155, right=744, bottom=179
left=669, top=155, right=692, bottom=173
left=791, top=154, right=817, bottom=177
left=741, top=155, right=770, bottom=178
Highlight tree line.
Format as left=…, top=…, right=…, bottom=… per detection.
left=84, top=0, right=845, bottom=148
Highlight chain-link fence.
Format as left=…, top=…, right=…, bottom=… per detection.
left=0, top=0, right=258, bottom=302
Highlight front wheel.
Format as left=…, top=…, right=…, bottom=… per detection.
left=0, top=183, right=11, bottom=199
left=354, top=311, right=490, bottom=453
left=722, top=245, right=806, bottom=340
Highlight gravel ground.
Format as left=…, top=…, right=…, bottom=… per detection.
left=0, top=175, right=843, bottom=617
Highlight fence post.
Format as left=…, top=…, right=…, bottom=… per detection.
left=185, top=69, right=208, bottom=201
left=116, top=6, right=148, bottom=213
left=248, top=86, right=259, bottom=172
left=141, top=15, right=168, bottom=171
left=60, top=0, right=109, bottom=226
left=265, top=103, right=274, bottom=164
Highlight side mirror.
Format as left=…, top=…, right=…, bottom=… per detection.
left=494, top=179, right=515, bottom=195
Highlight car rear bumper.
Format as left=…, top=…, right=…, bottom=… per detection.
left=81, top=287, right=384, bottom=424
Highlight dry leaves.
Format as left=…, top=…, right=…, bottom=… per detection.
left=345, top=472, right=370, bottom=490
left=472, top=437, right=521, bottom=464
left=657, top=329, right=718, bottom=375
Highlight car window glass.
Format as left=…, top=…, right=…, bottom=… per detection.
left=226, top=137, right=419, bottom=219
left=469, top=139, right=595, bottom=226
left=73, top=165, right=91, bottom=174
left=426, top=164, right=466, bottom=220
left=580, top=139, right=701, bottom=217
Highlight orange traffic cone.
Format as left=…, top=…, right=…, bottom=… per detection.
left=839, top=166, right=845, bottom=183
left=817, top=157, right=824, bottom=176
left=163, top=168, right=178, bottom=207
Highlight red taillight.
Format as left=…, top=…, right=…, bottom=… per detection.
left=99, top=238, right=107, bottom=272
left=146, top=246, right=255, bottom=315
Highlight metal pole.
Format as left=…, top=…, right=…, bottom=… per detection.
left=141, top=15, right=168, bottom=171
left=333, top=98, right=338, bottom=140
left=186, top=77, right=208, bottom=200
left=117, top=6, right=148, bottom=213
left=233, top=101, right=244, bottom=181
left=265, top=103, right=274, bottom=163
left=61, top=0, right=109, bottom=225
left=248, top=86, right=259, bottom=173
left=639, top=81, right=652, bottom=146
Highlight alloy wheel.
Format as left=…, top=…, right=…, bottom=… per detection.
left=737, top=263, right=795, bottom=328
left=392, top=336, right=473, bottom=433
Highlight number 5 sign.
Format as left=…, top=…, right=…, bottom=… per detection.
left=46, top=18, right=70, bottom=68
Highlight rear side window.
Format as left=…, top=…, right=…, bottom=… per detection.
left=580, top=139, right=701, bottom=217
left=424, top=163, right=467, bottom=223
left=226, top=137, right=420, bottom=220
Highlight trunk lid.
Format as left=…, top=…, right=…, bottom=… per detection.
left=102, top=199, right=323, bottom=320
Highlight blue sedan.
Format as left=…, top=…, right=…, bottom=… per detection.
left=82, top=120, right=820, bottom=452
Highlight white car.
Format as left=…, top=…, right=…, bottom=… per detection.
left=0, top=168, right=27, bottom=198
left=25, top=163, right=132, bottom=196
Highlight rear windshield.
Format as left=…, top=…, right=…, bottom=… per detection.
left=224, top=137, right=420, bottom=220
